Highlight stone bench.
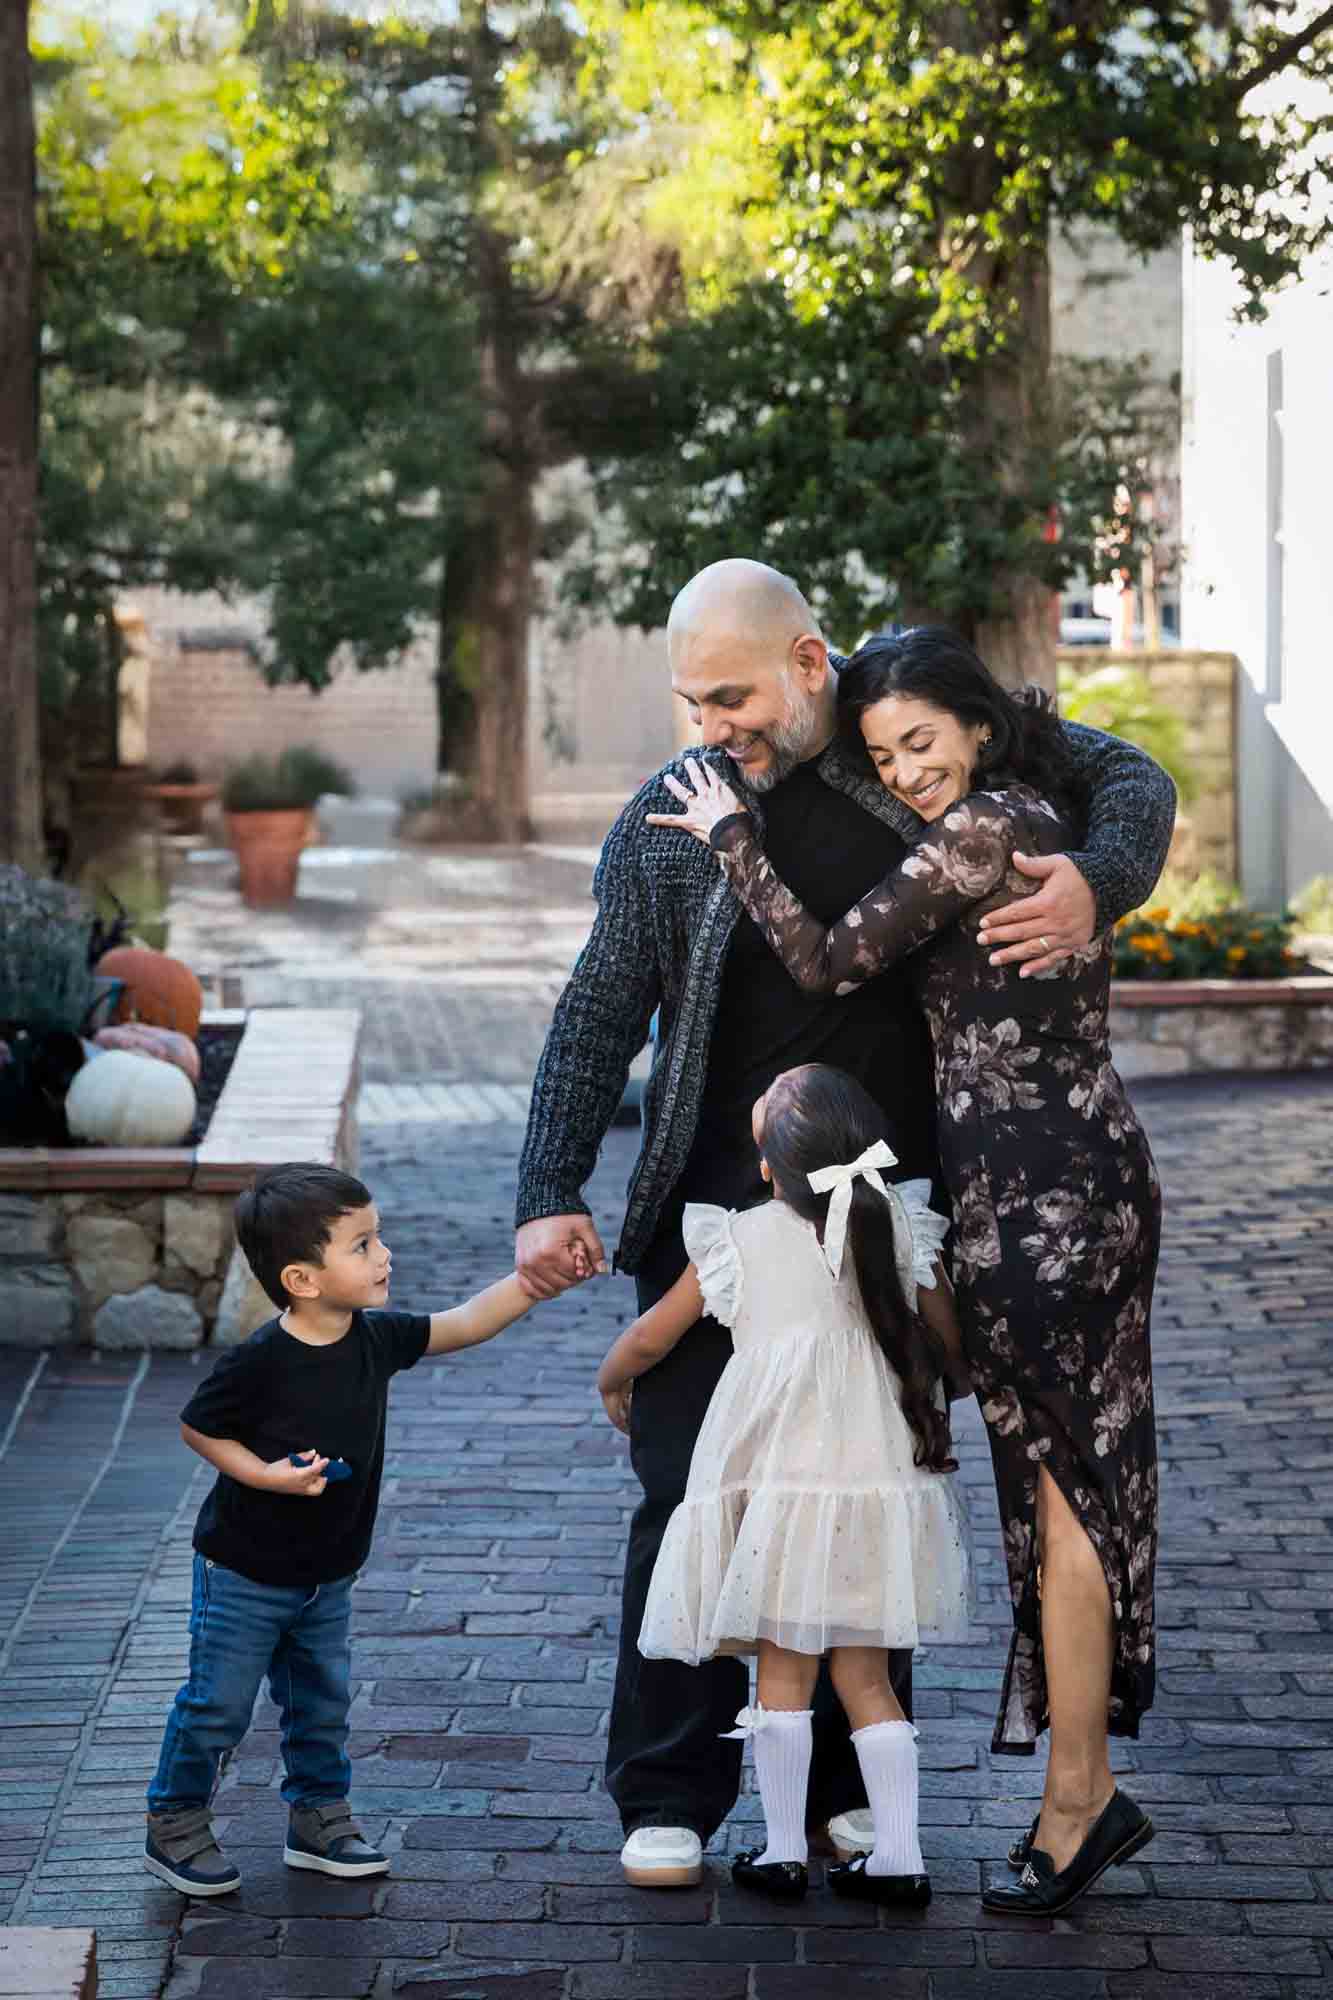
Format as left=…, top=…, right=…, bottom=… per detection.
left=0, top=1008, right=360, bottom=1350
left=0, top=1930, right=95, bottom=2000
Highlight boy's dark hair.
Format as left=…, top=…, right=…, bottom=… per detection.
left=760, top=1063, right=956, bottom=1475
left=234, top=1163, right=374, bottom=1310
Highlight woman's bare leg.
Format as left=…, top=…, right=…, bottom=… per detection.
left=1033, top=1465, right=1116, bottom=1872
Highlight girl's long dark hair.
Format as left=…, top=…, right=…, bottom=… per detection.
left=836, top=626, right=1083, bottom=830
left=761, top=1063, right=956, bottom=1474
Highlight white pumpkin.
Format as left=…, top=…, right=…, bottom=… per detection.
left=66, top=1048, right=197, bottom=1148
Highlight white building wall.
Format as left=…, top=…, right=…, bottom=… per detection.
left=1179, top=231, right=1333, bottom=904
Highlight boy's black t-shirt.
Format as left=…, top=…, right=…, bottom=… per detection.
left=181, top=1308, right=429, bottom=1587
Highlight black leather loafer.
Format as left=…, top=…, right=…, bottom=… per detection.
left=828, top=1852, right=931, bottom=1907
left=731, top=1847, right=808, bottom=1901
left=981, top=1789, right=1153, bottom=1916
left=1007, top=1812, right=1039, bottom=1869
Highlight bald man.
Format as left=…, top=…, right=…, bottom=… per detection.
left=515, top=560, right=1177, bottom=1885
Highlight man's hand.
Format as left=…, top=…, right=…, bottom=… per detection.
left=977, top=853, right=1096, bottom=977
left=266, top=1450, right=330, bottom=1497
left=600, top=1383, right=633, bottom=1435
left=516, top=1214, right=609, bottom=1301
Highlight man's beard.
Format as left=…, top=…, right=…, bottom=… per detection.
left=738, top=680, right=825, bottom=794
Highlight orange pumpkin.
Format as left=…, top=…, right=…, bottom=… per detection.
left=96, top=946, right=204, bottom=1039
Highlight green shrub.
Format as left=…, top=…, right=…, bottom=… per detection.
left=1131, top=868, right=1241, bottom=923
left=1114, top=899, right=1298, bottom=981
left=1058, top=662, right=1197, bottom=803
left=0, top=866, right=98, bottom=1033
left=221, top=754, right=317, bottom=812
left=277, top=746, right=357, bottom=801
left=223, top=747, right=358, bottom=813
left=1292, top=874, right=1333, bottom=934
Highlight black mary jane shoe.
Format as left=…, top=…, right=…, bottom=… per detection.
left=731, top=1847, right=809, bottom=1902
left=828, top=1851, right=931, bottom=1907
left=981, top=1789, right=1154, bottom=1917
left=1007, top=1812, right=1040, bottom=1870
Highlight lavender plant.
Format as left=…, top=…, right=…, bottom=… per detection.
left=0, top=866, right=98, bottom=1035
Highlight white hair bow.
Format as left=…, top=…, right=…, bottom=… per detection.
left=807, top=1140, right=899, bottom=1280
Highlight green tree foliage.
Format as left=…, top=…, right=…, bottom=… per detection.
left=563, top=276, right=1179, bottom=644
left=572, top=0, right=1333, bottom=676
left=34, top=16, right=346, bottom=757
left=37, top=2, right=678, bottom=835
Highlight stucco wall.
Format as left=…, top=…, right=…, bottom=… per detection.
left=134, top=587, right=675, bottom=830
left=1177, top=64, right=1333, bottom=905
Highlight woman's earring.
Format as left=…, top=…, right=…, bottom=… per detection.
left=759, top=1157, right=771, bottom=1184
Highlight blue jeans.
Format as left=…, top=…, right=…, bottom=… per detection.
left=148, top=1555, right=352, bottom=1813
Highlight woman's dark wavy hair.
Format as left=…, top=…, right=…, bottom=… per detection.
left=835, top=626, right=1083, bottom=830
left=761, top=1063, right=956, bottom=1474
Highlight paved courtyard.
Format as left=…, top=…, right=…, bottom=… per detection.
left=1, top=829, right=1332, bottom=1997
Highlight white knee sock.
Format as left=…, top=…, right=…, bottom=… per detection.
left=852, top=1719, right=925, bottom=1876
left=751, top=1708, right=813, bottom=1866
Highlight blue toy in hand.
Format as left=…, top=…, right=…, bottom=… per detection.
left=289, top=1450, right=353, bottom=1482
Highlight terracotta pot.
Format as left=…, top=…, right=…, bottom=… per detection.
left=143, top=781, right=219, bottom=837
left=224, top=808, right=308, bottom=907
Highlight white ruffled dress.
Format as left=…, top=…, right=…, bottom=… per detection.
left=638, top=1191, right=973, bottom=1664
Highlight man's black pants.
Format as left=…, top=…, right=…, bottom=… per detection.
left=605, top=1261, right=914, bottom=1844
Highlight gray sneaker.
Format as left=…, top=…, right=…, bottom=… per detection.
left=144, top=1806, right=241, bottom=1897
left=284, top=1800, right=389, bottom=1878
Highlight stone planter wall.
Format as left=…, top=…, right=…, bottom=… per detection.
left=0, top=1008, right=360, bottom=1350
left=1112, top=977, right=1333, bottom=1079
left=1058, top=648, right=1237, bottom=882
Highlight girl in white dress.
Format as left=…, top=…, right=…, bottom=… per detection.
left=596, top=1061, right=972, bottom=1905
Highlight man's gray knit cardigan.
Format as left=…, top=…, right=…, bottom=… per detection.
left=516, top=721, right=1176, bottom=1273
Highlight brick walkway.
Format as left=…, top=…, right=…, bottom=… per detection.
left=1, top=828, right=1331, bottom=1995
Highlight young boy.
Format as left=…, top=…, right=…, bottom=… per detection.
left=144, top=1162, right=583, bottom=1897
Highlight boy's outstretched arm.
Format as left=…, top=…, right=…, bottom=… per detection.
left=596, top=1265, right=706, bottom=1433
left=428, top=1272, right=550, bottom=1355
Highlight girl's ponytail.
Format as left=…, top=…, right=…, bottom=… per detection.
left=759, top=1061, right=957, bottom=1476
left=846, top=1179, right=956, bottom=1474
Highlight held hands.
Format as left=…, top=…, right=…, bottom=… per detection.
left=267, top=1449, right=330, bottom=1497
left=516, top=1215, right=608, bottom=1302
left=645, top=760, right=746, bottom=846
left=977, top=853, right=1096, bottom=977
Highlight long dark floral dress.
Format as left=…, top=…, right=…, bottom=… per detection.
left=709, top=784, right=1159, bottom=1753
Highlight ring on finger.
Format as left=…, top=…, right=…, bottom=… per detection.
left=1038, top=935, right=1052, bottom=953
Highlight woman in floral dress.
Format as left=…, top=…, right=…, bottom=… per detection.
left=649, top=627, right=1161, bottom=1917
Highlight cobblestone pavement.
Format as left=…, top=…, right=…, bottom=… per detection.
left=1, top=1068, right=1331, bottom=1998
left=163, top=815, right=603, bottom=1088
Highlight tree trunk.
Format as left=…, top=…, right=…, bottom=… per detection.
left=436, top=473, right=535, bottom=844
left=433, top=217, right=535, bottom=844
left=968, top=247, right=1060, bottom=694
left=0, top=0, right=45, bottom=871
left=927, top=3, right=1059, bottom=694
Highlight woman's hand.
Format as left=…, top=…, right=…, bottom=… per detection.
left=645, top=759, right=747, bottom=847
